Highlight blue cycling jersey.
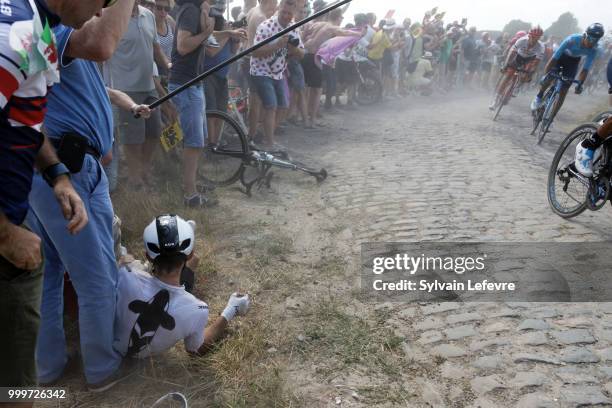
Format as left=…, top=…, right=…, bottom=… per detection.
left=553, top=34, right=599, bottom=71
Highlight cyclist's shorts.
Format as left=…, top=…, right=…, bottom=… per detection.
left=553, top=53, right=581, bottom=82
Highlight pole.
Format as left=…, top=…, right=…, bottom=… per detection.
left=144, top=0, right=353, bottom=112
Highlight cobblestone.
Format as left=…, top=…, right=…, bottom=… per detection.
left=511, top=372, right=547, bottom=388
left=561, top=347, right=601, bottom=364
left=560, top=386, right=611, bottom=406
left=470, top=375, right=507, bottom=394
left=551, top=329, right=597, bottom=345
left=445, top=325, right=478, bottom=340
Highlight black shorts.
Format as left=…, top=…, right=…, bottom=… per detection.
left=204, top=75, right=229, bottom=112
left=336, top=60, right=359, bottom=85
left=508, top=54, right=535, bottom=70
left=552, top=53, right=581, bottom=81
left=301, top=53, right=323, bottom=88
left=467, top=59, right=479, bottom=73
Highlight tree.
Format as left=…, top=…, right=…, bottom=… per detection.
left=502, top=19, right=532, bottom=35
left=545, top=12, right=580, bottom=40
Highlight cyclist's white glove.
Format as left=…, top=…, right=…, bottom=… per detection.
left=221, top=293, right=250, bottom=321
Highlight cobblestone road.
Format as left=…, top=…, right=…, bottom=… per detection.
left=297, top=91, right=612, bottom=407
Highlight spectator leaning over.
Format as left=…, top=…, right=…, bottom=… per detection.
left=25, top=0, right=145, bottom=392
left=169, top=0, right=216, bottom=208
left=107, top=1, right=169, bottom=191
left=113, top=215, right=250, bottom=358
left=0, top=0, right=106, bottom=394
left=333, top=14, right=369, bottom=110
left=302, top=8, right=360, bottom=128
left=203, top=3, right=247, bottom=145
left=250, top=0, right=304, bottom=149
left=245, top=0, right=278, bottom=142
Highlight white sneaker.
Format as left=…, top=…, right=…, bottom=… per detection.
left=575, top=142, right=595, bottom=177
left=530, top=95, right=542, bottom=111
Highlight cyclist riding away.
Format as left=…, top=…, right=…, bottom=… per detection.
left=531, top=23, right=605, bottom=112
left=490, top=26, right=544, bottom=110
left=574, top=55, right=612, bottom=177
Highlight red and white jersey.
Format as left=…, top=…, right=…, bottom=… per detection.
left=0, top=0, right=59, bottom=132
left=512, top=36, right=545, bottom=61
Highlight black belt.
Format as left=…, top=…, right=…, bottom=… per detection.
left=49, top=137, right=101, bottom=160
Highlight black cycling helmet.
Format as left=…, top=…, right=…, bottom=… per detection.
left=586, top=23, right=605, bottom=41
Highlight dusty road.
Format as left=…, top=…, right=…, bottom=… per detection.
left=258, top=90, right=612, bottom=407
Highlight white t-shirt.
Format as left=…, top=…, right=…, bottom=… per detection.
left=512, top=37, right=545, bottom=60
left=114, top=263, right=209, bottom=358
left=250, top=15, right=303, bottom=80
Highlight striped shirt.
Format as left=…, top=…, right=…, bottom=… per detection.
left=0, top=0, right=60, bottom=225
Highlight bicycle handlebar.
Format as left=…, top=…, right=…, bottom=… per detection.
left=548, top=71, right=582, bottom=85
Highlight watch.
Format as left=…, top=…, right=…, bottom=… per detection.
left=43, top=162, right=70, bottom=187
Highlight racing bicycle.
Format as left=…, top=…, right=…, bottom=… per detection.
left=548, top=122, right=612, bottom=218
left=532, top=72, right=581, bottom=145
left=491, top=68, right=529, bottom=121
left=200, top=110, right=327, bottom=196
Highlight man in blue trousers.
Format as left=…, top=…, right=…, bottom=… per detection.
left=25, top=0, right=139, bottom=392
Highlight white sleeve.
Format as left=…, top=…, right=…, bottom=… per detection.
left=0, top=23, right=27, bottom=109
left=184, top=302, right=209, bottom=352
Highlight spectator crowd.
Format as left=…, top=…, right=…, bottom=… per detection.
left=1, top=0, right=611, bottom=401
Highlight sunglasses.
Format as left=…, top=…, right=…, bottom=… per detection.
left=156, top=5, right=171, bottom=11
left=103, top=0, right=119, bottom=8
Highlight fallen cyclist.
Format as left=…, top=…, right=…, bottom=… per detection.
left=574, top=55, right=612, bottom=178
left=114, top=214, right=250, bottom=358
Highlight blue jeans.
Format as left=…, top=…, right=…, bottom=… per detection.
left=251, top=76, right=288, bottom=109
left=26, top=155, right=121, bottom=384
left=168, top=83, right=207, bottom=148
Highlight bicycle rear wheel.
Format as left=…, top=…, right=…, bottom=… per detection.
left=200, top=110, right=248, bottom=187
left=537, top=91, right=560, bottom=145
left=547, top=123, right=595, bottom=218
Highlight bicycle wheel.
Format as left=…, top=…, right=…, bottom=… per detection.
left=537, top=91, right=560, bottom=145
left=200, top=110, right=248, bottom=187
left=493, top=76, right=516, bottom=121
left=356, top=69, right=383, bottom=105
left=547, top=123, right=595, bottom=218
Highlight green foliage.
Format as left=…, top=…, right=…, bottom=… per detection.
left=502, top=19, right=532, bottom=35
left=545, top=12, right=581, bottom=40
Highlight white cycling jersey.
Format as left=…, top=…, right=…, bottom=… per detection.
left=512, top=37, right=545, bottom=60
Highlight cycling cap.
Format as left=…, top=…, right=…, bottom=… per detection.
left=529, top=26, right=544, bottom=38
left=586, top=23, right=605, bottom=40
left=144, top=215, right=196, bottom=259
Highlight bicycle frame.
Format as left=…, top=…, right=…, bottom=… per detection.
left=533, top=72, right=581, bottom=143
